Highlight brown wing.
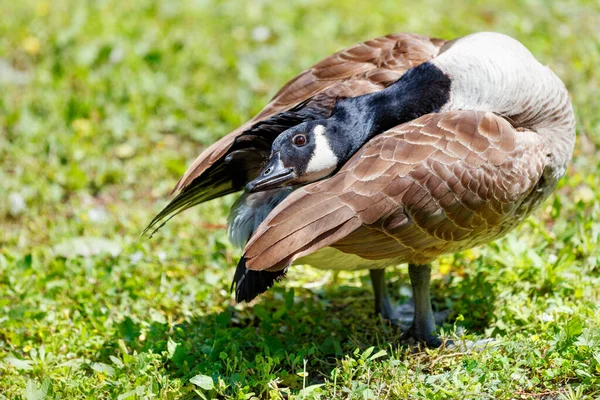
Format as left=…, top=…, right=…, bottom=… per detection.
left=144, top=33, right=444, bottom=235
left=242, top=110, right=547, bottom=272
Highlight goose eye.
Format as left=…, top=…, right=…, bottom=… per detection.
left=292, top=134, right=307, bottom=147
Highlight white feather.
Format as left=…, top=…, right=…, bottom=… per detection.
left=434, top=32, right=537, bottom=113
left=433, top=32, right=575, bottom=173
left=296, top=246, right=397, bottom=271
left=305, top=125, right=338, bottom=177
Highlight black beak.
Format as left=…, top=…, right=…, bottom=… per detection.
left=246, top=153, right=296, bottom=193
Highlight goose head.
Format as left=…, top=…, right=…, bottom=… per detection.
left=246, top=120, right=346, bottom=193
left=246, top=60, right=456, bottom=194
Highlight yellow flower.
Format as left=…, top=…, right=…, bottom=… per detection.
left=463, top=249, right=478, bottom=261
left=439, top=262, right=451, bottom=275
left=23, top=37, right=41, bottom=56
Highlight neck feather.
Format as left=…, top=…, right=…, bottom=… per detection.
left=331, top=62, right=451, bottom=158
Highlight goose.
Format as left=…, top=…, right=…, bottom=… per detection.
left=145, top=33, right=445, bottom=320
left=147, top=32, right=575, bottom=347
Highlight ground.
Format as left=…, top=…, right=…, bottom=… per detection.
left=1, top=0, right=600, bottom=398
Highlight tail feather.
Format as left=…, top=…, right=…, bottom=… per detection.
left=232, top=257, right=287, bottom=303
left=143, top=105, right=328, bottom=238
left=142, top=162, right=238, bottom=237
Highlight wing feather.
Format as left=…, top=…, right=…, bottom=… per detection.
left=242, top=110, right=547, bottom=272
left=145, top=33, right=445, bottom=235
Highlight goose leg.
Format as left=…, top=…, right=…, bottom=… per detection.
left=369, top=269, right=402, bottom=326
left=401, top=263, right=442, bottom=347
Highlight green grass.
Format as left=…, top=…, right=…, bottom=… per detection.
left=1, top=0, right=600, bottom=398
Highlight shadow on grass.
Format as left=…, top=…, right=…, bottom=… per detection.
left=436, top=259, right=499, bottom=333
left=98, top=265, right=496, bottom=395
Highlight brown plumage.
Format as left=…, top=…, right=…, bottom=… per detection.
left=148, top=31, right=574, bottom=347
left=236, top=32, right=575, bottom=284
left=178, top=33, right=444, bottom=190
left=242, top=111, right=548, bottom=272
left=144, top=33, right=445, bottom=234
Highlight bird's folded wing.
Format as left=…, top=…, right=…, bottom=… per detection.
left=144, top=34, right=444, bottom=235
left=177, top=33, right=445, bottom=191
left=243, top=110, right=547, bottom=271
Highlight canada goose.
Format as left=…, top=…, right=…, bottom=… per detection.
left=145, top=33, right=445, bottom=319
left=147, top=32, right=574, bottom=347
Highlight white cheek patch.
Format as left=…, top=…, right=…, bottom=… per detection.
left=305, top=125, right=338, bottom=177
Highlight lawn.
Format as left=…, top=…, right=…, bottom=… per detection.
left=1, top=0, right=600, bottom=398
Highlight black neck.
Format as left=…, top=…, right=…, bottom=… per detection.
left=330, top=62, right=451, bottom=159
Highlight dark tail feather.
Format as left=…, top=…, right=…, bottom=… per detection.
left=142, top=162, right=237, bottom=238
left=231, top=257, right=287, bottom=303
left=143, top=103, right=333, bottom=238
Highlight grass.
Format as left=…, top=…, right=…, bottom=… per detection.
left=1, top=0, right=600, bottom=398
